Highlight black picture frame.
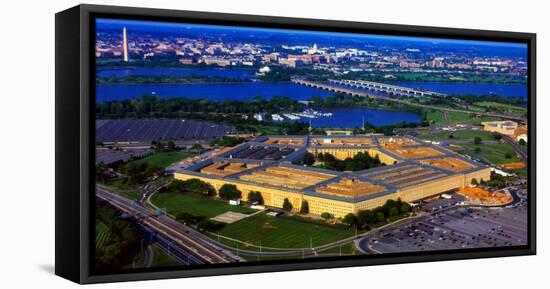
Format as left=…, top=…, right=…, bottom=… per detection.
left=55, top=4, right=536, bottom=284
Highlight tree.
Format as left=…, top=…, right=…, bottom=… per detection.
left=95, top=205, right=141, bottom=270
left=492, top=132, right=503, bottom=141
left=474, top=147, right=481, bottom=153
left=474, top=137, right=482, bottom=145
left=166, top=141, right=178, bottom=152
left=151, top=140, right=164, bottom=152
left=357, top=210, right=374, bottom=227
left=168, top=179, right=213, bottom=196
left=96, top=161, right=108, bottom=182
left=303, top=152, right=316, bottom=166
left=321, top=212, right=333, bottom=219
left=176, top=212, right=199, bottom=225
left=124, top=162, right=149, bottom=184
left=300, top=200, right=309, bottom=214
left=145, top=165, right=165, bottom=178
left=219, top=184, right=242, bottom=200
left=389, top=207, right=400, bottom=217
left=448, top=134, right=454, bottom=139
left=197, top=219, right=226, bottom=232
left=400, top=203, right=411, bottom=214
left=471, top=178, right=479, bottom=186
left=519, top=139, right=526, bottom=146
left=282, top=198, right=293, bottom=211
left=375, top=211, right=386, bottom=223
left=191, top=144, right=203, bottom=151
left=342, top=213, right=357, bottom=226
left=505, top=152, right=512, bottom=159
left=247, top=191, right=264, bottom=205
left=210, top=136, right=245, bottom=147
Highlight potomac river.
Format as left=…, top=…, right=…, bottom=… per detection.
left=96, top=68, right=527, bottom=128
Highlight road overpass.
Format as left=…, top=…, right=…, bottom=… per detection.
left=96, top=187, right=243, bottom=265
left=292, top=79, right=527, bottom=123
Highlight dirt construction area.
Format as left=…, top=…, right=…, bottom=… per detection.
left=458, top=187, right=512, bottom=206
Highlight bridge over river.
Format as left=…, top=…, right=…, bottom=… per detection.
left=292, top=79, right=527, bottom=123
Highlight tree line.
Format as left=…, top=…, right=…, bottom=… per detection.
left=315, top=151, right=384, bottom=171
left=97, top=74, right=249, bottom=84
left=95, top=203, right=142, bottom=271
left=342, top=199, right=411, bottom=229
left=96, top=95, right=306, bottom=118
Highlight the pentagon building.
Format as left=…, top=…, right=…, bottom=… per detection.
left=174, top=135, right=490, bottom=218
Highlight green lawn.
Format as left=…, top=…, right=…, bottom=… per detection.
left=126, top=151, right=195, bottom=169
left=99, top=179, right=141, bottom=201
left=151, top=191, right=256, bottom=218
left=417, top=132, right=452, bottom=140
left=459, top=142, right=521, bottom=165
left=424, top=110, right=444, bottom=124
left=95, top=221, right=111, bottom=249
left=447, top=111, right=471, bottom=123
left=452, top=131, right=495, bottom=140
left=150, top=245, right=181, bottom=267
left=218, top=213, right=355, bottom=250
left=512, top=168, right=528, bottom=178
left=474, top=101, right=527, bottom=116
left=418, top=131, right=495, bottom=141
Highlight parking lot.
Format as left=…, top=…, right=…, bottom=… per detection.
left=362, top=201, right=528, bottom=253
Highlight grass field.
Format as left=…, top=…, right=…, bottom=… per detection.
left=452, top=131, right=496, bottom=140
left=418, top=130, right=495, bottom=141
left=151, top=191, right=256, bottom=218
left=513, top=168, right=528, bottom=178
left=150, top=245, right=181, bottom=267
left=474, top=101, right=527, bottom=116
left=99, top=179, right=141, bottom=201
left=218, top=213, right=355, bottom=249
left=95, top=221, right=111, bottom=249
left=125, top=151, right=195, bottom=169
left=459, top=142, right=521, bottom=165
left=424, top=110, right=444, bottom=124
left=446, top=111, right=471, bottom=123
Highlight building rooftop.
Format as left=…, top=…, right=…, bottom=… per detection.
left=383, top=146, right=444, bottom=159
left=176, top=134, right=488, bottom=203
left=419, top=157, right=474, bottom=172
left=200, top=161, right=259, bottom=176
left=315, top=178, right=386, bottom=198
left=239, top=166, right=335, bottom=190
left=310, top=136, right=373, bottom=147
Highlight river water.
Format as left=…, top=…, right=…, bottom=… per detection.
left=96, top=68, right=527, bottom=128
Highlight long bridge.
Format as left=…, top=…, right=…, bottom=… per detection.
left=329, top=79, right=446, bottom=98
left=292, top=78, right=526, bottom=123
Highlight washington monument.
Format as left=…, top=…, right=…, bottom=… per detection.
left=122, top=27, right=128, bottom=62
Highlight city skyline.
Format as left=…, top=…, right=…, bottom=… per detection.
left=96, top=18, right=528, bottom=50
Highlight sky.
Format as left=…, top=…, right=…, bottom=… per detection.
left=96, top=18, right=527, bottom=53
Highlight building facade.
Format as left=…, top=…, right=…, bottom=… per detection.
left=174, top=135, right=491, bottom=218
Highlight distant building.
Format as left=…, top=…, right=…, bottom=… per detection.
left=179, top=57, right=196, bottom=65
left=202, top=57, right=231, bottom=67
left=278, top=58, right=298, bottom=68
left=516, top=133, right=528, bottom=143
left=259, top=66, right=271, bottom=74
left=482, top=121, right=518, bottom=136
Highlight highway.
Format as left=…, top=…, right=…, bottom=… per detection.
left=293, top=79, right=527, bottom=123
left=503, top=135, right=528, bottom=162
left=96, top=187, right=243, bottom=265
